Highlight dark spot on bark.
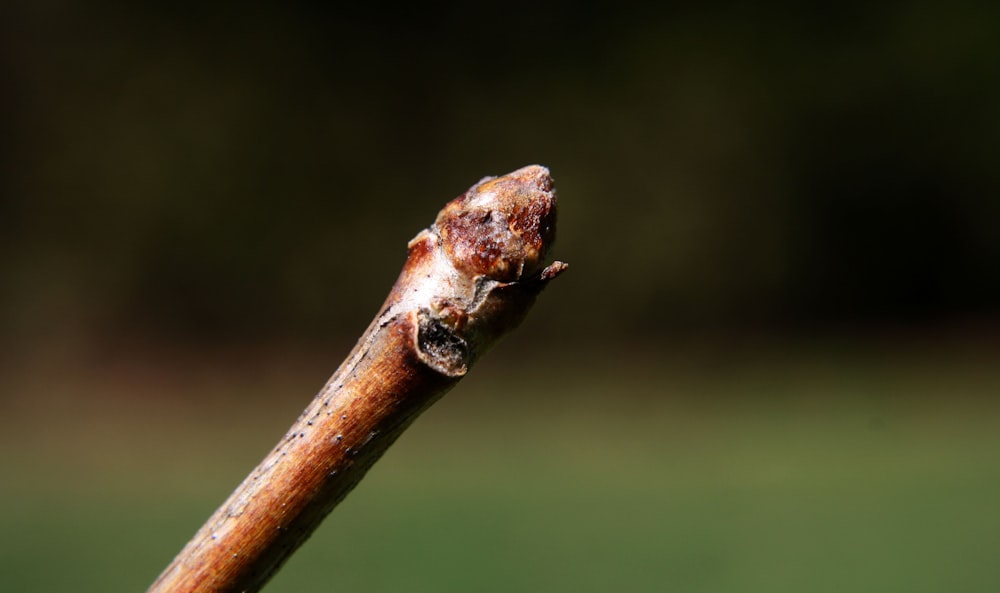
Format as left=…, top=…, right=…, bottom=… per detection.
left=416, top=309, right=469, bottom=377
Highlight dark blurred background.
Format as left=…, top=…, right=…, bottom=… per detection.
left=2, top=2, right=999, bottom=592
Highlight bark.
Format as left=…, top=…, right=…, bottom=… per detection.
left=147, top=165, right=567, bottom=593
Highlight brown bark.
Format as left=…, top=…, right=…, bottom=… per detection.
left=147, top=165, right=567, bottom=593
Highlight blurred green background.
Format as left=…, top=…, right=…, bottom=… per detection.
left=2, top=2, right=999, bottom=592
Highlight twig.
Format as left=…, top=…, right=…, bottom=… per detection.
left=147, top=165, right=567, bottom=593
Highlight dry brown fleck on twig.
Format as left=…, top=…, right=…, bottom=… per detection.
left=147, top=165, right=567, bottom=593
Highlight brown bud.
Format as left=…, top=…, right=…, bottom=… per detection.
left=434, top=165, right=558, bottom=282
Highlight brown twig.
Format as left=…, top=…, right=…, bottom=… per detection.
left=147, top=165, right=567, bottom=593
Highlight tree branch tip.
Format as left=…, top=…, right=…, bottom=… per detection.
left=146, top=164, right=568, bottom=593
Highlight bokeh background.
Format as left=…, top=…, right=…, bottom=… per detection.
left=2, top=2, right=999, bottom=592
